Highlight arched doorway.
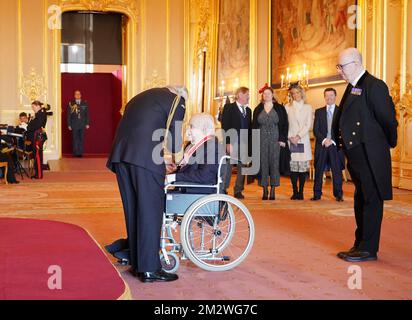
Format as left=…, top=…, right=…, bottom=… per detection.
left=60, top=11, right=124, bottom=156
left=48, top=1, right=138, bottom=160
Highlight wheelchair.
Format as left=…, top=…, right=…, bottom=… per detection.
left=159, top=156, right=255, bottom=273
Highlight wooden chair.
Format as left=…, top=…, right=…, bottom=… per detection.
left=0, top=162, right=8, bottom=185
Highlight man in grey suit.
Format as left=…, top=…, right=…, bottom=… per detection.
left=67, top=90, right=90, bottom=157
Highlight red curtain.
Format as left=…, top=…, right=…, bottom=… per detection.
left=61, top=72, right=122, bottom=156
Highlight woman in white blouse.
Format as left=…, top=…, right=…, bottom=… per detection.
left=285, top=84, right=313, bottom=200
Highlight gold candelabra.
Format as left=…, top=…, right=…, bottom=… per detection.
left=280, top=64, right=310, bottom=90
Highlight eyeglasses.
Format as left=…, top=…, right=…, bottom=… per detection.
left=336, top=61, right=356, bottom=70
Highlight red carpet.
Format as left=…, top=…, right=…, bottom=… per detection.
left=0, top=218, right=129, bottom=300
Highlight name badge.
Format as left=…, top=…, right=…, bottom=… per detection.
left=351, top=88, right=363, bottom=96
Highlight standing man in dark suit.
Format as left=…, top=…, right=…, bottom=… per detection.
left=27, top=101, right=47, bottom=179
left=107, top=86, right=187, bottom=282
left=221, top=87, right=252, bottom=199
left=311, top=88, right=344, bottom=202
left=333, top=48, right=398, bottom=262
left=67, top=90, right=89, bottom=158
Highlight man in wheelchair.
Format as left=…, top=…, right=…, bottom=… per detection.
left=165, top=113, right=225, bottom=191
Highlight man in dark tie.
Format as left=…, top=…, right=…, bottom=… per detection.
left=311, top=88, right=344, bottom=202
left=67, top=90, right=90, bottom=157
left=333, top=48, right=398, bottom=262
left=221, top=87, right=252, bottom=199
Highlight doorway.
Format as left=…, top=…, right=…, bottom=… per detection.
left=60, top=11, right=124, bottom=157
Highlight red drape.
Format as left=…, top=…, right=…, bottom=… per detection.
left=61, top=72, right=122, bottom=156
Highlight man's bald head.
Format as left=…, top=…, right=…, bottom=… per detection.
left=339, top=47, right=362, bottom=64
left=337, top=47, right=365, bottom=84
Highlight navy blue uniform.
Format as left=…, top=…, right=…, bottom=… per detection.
left=333, top=71, right=398, bottom=254
left=67, top=100, right=89, bottom=157
left=107, top=88, right=186, bottom=273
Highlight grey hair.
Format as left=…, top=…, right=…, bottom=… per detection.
left=341, top=47, right=363, bottom=64
left=189, top=113, right=216, bottom=136
left=167, top=85, right=189, bottom=102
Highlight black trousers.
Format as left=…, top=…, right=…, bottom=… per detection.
left=72, top=128, right=85, bottom=156
left=313, top=145, right=343, bottom=198
left=114, top=162, right=165, bottom=272
left=345, top=145, right=383, bottom=254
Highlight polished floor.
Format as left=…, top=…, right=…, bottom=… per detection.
left=1, top=158, right=412, bottom=300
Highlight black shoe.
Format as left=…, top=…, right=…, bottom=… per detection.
left=234, top=192, right=245, bottom=199
left=114, top=249, right=130, bottom=265
left=337, top=246, right=357, bottom=259
left=335, top=196, right=344, bottom=202
left=137, top=270, right=179, bottom=283
left=262, top=187, right=268, bottom=200
left=290, top=193, right=298, bottom=200
left=297, top=193, right=304, bottom=200
left=269, top=187, right=275, bottom=200
left=311, top=196, right=321, bottom=201
left=10, top=180, right=20, bottom=184
left=344, top=251, right=378, bottom=262
left=105, top=238, right=129, bottom=254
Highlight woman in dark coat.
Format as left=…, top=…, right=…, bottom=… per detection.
left=252, top=84, right=289, bottom=200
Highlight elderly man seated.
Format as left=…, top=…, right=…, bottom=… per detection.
left=165, top=113, right=225, bottom=193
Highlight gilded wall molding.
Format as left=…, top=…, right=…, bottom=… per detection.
left=144, top=70, right=166, bottom=90
left=59, top=0, right=139, bottom=20
left=20, top=68, right=47, bottom=103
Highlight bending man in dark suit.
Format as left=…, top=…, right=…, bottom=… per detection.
left=221, top=87, right=252, bottom=199
left=107, top=86, right=187, bottom=282
left=311, top=88, right=344, bottom=202
left=333, top=48, right=398, bottom=262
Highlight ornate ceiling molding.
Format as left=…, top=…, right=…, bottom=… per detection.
left=59, top=0, right=139, bottom=20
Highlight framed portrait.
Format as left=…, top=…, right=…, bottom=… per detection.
left=216, top=0, right=250, bottom=97
left=271, top=0, right=358, bottom=87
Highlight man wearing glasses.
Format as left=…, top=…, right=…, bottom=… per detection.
left=333, top=48, right=398, bottom=263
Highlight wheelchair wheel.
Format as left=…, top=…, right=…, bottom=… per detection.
left=180, top=194, right=254, bottom=272
left=160, top=252, right=180, bottom=274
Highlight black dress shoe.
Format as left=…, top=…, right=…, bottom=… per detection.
left=137, top=270, right=179, bottom=283
left=290, top=193, right=298, bottom=200
left=114, top=249, right=130, bottom=265
left=335, top=196, right=344, bottom=202
left=311, top=196, right=321, bottom=201
left=297, top=193, right=304, bottom=200
left=105, top=238, right=129, bottom=254
left=337, top=246, right=357, bottom=259
left=344, top=250, right=378, bottom=262
left=234, top=192, right=245, bottom=199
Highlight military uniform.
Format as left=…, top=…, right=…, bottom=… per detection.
left=67, top=99, right=89, bottom=157
left=27, top=108, right=47, bottom=179
left=107, top=87, right=186, bottom=273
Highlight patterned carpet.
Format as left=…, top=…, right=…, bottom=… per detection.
left=1, top=158, right=411, bottom=300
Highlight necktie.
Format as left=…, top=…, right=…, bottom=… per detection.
left=327, top=106, right=333, bottom=139
left=240, top=105, right=246, bottom=118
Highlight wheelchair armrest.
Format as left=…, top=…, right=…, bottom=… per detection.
left=164, top=182, right=218, bottom=193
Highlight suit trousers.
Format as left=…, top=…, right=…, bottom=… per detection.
left=72, top=128, right=85, bottom=156
left=313, top=145, right=343, bottom=198
left=345, top=145, right=384, bottom=254
left=114, top=162, right=165, bottom=272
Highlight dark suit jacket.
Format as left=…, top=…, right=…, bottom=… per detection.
left=107, top=88, right=186, bottom=176
left=221, top=102, right=252, bottom=145
left=313, top=105, right=345, bottom=169
left=332, top=71, right=398, bottom=200
left=27, top=109, right=47, bottom=141
left=67, top=100, right=89, bottom=129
